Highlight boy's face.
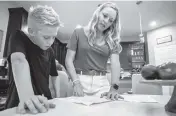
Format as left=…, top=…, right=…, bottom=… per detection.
left=31, top=24, right=59, bottom=50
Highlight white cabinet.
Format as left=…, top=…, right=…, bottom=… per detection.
left=132, top=74, right=162, bottom=95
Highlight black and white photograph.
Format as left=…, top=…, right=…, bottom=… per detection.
left=0, top=1, right=176, bottom=116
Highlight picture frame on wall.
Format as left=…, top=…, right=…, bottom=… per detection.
left=0, top=30, right=3, bottom=52
left=156, top=35, right=172, bottom=45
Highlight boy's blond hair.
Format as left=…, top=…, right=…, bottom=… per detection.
left=28, top=5, right=63, bottom=28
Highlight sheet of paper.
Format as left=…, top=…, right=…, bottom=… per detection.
left=65, top=96, right=112, bottom=106
left=61, top=95, right=158, bottom=105
left=14, top=98, right=89, bottom=116
left=14, top=95, right=158, bottom=116
left=121, top=95, right=158, bottom=103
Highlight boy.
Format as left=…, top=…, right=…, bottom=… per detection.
left=5, top=5, right=63, bottom=114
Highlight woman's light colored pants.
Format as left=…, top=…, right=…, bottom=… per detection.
left=49, top=71, right=111, bottom=98
left=77, top=74, right=110, bottom=97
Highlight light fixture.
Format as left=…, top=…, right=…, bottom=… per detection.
left=139, top=33, right=145, bottom=43
left=76, top=24, right=82, bottom=28
left=149, top=21, right=157, bottom=27
left=136, top=1, right=145, bottom=43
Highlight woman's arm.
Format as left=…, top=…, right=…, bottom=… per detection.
left=110, top=53, right=121, bottom=86
left=65, top=49, right=84, bottom=96
left=65, top=49, right=79, bottom=81
left=101, top=53, right=123, bottom=100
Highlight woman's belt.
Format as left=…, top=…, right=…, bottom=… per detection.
left=76, top=70, right=106, bottom=76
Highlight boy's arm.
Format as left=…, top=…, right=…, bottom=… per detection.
left=11, top=52, right=34, bottom=101
left=56, top=60, right=66, bottom=72
left=50, top=56, right=59, bottom=98
left=8, top=31, right=54, bottom=114
left=50, top=76, right=57, bottom=98
left=8, top=31, right=35, bottom=101
left=11, top=52, right=49, bottom=113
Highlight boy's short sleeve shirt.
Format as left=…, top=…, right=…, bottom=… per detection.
left=5, top=30, right=58, bottom=109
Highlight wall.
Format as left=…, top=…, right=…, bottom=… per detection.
left=147, top=22, right=176, bottom=95
left=57, top=27, right=140, bottom=44
left=0, top=1, right=17, bottom=58
left=147, top=22, right=176, bottom=65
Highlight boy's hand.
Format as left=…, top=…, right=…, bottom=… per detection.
left=61, top=65, right=67, bottom=72
left=16, top=95, right=56, bottom=114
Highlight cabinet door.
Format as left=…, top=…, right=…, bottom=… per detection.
left=3, top=7, right=28, bottom=57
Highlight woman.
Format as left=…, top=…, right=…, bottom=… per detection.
left=65, top=2, right=123, bottom=100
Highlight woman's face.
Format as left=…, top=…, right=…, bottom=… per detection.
left=97, top=7, right=117, bottom=32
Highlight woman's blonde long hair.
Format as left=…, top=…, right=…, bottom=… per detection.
left=87, top=2, right=122, bottom=53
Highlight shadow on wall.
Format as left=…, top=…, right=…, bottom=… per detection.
left=53, top=29, right=72, bottom=67
left=56, top=29, right=73, bottom=44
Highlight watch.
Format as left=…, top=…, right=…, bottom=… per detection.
left=112, top=84, right=119, bottom=90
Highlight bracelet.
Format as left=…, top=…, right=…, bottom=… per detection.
left=73, top=79, right=80, bottom=83
left=72, top=79, right=80, bottom=86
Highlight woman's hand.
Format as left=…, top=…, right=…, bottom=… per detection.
left=100, top=87, right=123, bottom=100
left=73, top=81, right=84, bottom=97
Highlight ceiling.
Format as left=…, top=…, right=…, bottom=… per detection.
left=12, top=1, right=176, bottom=42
